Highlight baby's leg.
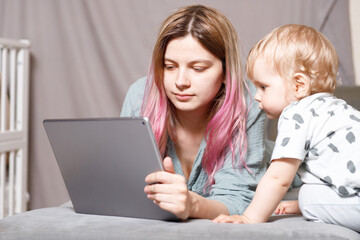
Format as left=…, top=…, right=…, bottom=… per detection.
left=299, top=184, right=360, bottom=232
left=275, top=200, right=300, bottom=214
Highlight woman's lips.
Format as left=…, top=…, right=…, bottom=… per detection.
left=174, top=93, right=193, bottom=101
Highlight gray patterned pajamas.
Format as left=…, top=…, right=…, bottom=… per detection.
left=272, top=93, right=360, bottom=231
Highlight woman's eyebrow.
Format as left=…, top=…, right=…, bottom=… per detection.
left=164, top=58, right=213, bottom=64
left=188, top=59, right=213, bottom=65
left=164, top=58, right=176, bottom=62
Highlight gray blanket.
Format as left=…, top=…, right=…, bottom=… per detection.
left=0, top=202, right=359, bottom=240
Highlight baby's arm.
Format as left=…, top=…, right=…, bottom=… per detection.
left=213, top=158, right=301, bottom=224
left=275, top=200, right=300, bottom=215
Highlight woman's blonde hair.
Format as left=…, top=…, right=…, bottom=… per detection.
left=247, top=24, right=339, bottom=94
left=141, top=5, right=249, bottom=188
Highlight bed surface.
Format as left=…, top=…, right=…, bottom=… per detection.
left=0, top=201, right=359, bottom=240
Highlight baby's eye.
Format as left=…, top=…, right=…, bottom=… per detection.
left=256, top=85, right=267, bottom=92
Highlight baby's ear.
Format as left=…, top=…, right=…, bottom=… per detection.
left=293, top=73, right=311, bottom=99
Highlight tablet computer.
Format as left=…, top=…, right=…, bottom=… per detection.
left=43, top=117, right=177, bottom=221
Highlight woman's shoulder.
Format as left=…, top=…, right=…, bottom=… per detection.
left=128, top=76, right=147, bottom=95
left=120, top=76, right=147, bottom=117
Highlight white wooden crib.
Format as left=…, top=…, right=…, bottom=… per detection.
left=0, top=38, right=30, bottom=219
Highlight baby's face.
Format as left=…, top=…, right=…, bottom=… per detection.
left=251, top=58, right=297, bottom=119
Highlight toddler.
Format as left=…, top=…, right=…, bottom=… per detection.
left=213, top=24, right=360, bottom=232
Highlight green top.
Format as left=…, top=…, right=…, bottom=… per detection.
left=120, top=77, right=269, bottom=215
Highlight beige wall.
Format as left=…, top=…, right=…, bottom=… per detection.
left=350, top=0, right=360, bottom=85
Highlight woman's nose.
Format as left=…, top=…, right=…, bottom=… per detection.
left=175, top=69, right=191, bottom=90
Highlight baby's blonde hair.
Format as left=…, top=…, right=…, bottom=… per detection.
left=247, top=24, right=339, bottom=94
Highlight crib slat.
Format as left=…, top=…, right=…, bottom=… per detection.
left=8, top=151, right=15, bottom=216
left=16, top=49, right=24, bottom=131
left=0, top=153, right=6, bottom=218
left=16, top=48, right=29, bottom=214
left=15, top=149, right=23, bottom=214
left=1, top=48, right=8, bottom=132
left=9, top=49, right=16, bottom=131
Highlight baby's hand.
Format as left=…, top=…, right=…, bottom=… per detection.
left=275, top=200, right=301, bottom=215
left=212, top=214, right=251, bottom=224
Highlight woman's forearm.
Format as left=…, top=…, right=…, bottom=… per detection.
left=189, top=191, right=229, bottom=219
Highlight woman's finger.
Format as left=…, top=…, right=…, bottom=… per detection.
left=146, top=186, right=191, bottom=220
left=146, top=192, right=173, bottom=202
left=163, top=157, right=175, bottom=173
left=145, top=171, right=185, bottom=184
left=149, top=196, right=180, bottom=216
left=212, top=214, right=229, bottom=223
left=144, top=182, right=187, bottom=195
left=154, top=199, right=190, bottom=220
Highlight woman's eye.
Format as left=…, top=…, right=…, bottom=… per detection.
left=164, top=64, right=175, bottom=70
left=193, top=66, right=206, bottom=72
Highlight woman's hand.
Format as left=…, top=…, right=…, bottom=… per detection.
left=144, top=157, right=192, bottom=220
left=212, top=214, right=251, bottom=224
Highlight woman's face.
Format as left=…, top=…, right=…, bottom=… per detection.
left=163, top=35, right=224, bottom=117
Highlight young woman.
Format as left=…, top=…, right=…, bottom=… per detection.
left=120, top=5, right=268, bottom=220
